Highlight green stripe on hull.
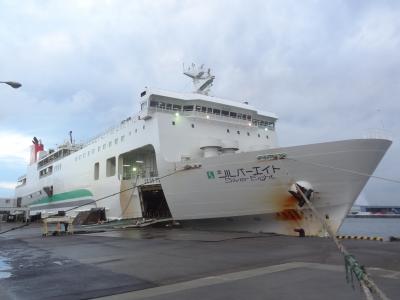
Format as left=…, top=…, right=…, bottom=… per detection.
left=29, top=189, right=93, bottom=206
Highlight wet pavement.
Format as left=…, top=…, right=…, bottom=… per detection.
left=0, top=222, right=399, bottom=299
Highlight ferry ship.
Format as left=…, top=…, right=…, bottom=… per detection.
left=15, top=65, right=391, bottom=236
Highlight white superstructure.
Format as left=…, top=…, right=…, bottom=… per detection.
left=15, top=65, right=391, bottom=236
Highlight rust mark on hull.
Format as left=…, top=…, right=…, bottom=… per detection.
left=276, top=209, right=303, bottom=221
left=276, top=195, right=304, bottom=222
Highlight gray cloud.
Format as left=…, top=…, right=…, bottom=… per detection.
left=0, top=0, right=399, bottom=205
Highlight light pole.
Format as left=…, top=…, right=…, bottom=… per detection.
left=0, top=81, right=22, bottom=89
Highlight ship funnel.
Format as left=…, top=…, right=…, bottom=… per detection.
left=30, top=137, right=44, bottom=165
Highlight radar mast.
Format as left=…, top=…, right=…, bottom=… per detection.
left=183, top=63, right=215, bottom=95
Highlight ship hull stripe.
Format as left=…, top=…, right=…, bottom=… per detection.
left=29, top=189, right=93, bottom=206
left=29, top=199, right=94, bottom=211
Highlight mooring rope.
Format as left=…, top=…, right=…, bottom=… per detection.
left=295, top=184, right=390, bottom=300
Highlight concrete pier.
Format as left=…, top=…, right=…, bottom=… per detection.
left=0, top=223, right=399, bottom=299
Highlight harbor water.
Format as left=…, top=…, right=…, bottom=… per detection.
left=338, top=217, right=400, bottom=238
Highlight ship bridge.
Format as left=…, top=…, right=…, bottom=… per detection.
left=140, top=88, right=277, bottom=131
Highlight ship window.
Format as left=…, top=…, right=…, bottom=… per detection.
left=242, top=114, right=247, bottom=120
left=159, top=102, right=166, bottom=109
left=191, top=123, right=194, bottom=128
left=221, top=110, right=229, bottom=117
left=135, top=129, right=137, bottom=133
left=183, top=105, right=194, bottom=111
left=109, top=141, right=112, bottom=147
left=165, top=103, right=172, bottom=110
left=237, top=130, right=240, bottom=135
left=266, top=135, right=269, bottom=139
left=207, top=107, right=212, bottom=113
left=150, top=101, right=158, bottom=107
left=201, top=106, right=207, bottom=113
left=227, top=129, right=230, bottom=133
left=121, top=135, right=125, bottom=142
left=247, top=132, right=250, bottom=136
left=196, top=105, right=201, bottom=112
left=213, top=108, right=220, bottom=115
left=230, top=112, right=237, bottom=118
left=94, top=162, right=100, bottom=180
left=172, top=121, right=175, bottom=125
left=106, top=157, right=116, bottom=177
left=173, top=104, right=181, bottom=111
left=115, top=138, right=118, bottom=145
left=143, top=125, right=145, bottom=130
left=247, top=115, right=251, bottom=121
left=258, top=133, right=260, bottom=138
left=237, top=113, right=242, bottom=119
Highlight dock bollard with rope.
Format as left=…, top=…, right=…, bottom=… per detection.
left=295, top=183, right=390, bottom=300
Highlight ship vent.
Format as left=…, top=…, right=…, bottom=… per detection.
left=200, top=138, right=222, bottom=158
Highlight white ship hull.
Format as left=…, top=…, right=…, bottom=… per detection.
left=161, top=138, right=391, bottom=235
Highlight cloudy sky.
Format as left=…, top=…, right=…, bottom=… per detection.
left=0, top=0, right=399, bottom=205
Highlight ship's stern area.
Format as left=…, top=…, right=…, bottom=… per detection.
left=160, top=139, right=391, bottom=236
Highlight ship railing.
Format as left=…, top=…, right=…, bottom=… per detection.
left=83, top=113, right=141, bottom=147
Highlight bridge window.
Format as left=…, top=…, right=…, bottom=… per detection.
left=166, top=103, right=172, bottom=110
left=230, top=112, right=237, bottom=118
left=183, top=105, right=194, bottom=111
left=196, top=106, right=202, bottom=112
left=173, top=104, right=181, bottom=111
left=150, top=101, right=158, bottom=107
left=221, top=110, right=229, bottom=117
left=201, top=106, right=207, bottom=113
left=212, top=108, right=220, bottom=115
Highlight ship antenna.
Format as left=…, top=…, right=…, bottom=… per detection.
left=183, top=63, right=215, bottom=95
